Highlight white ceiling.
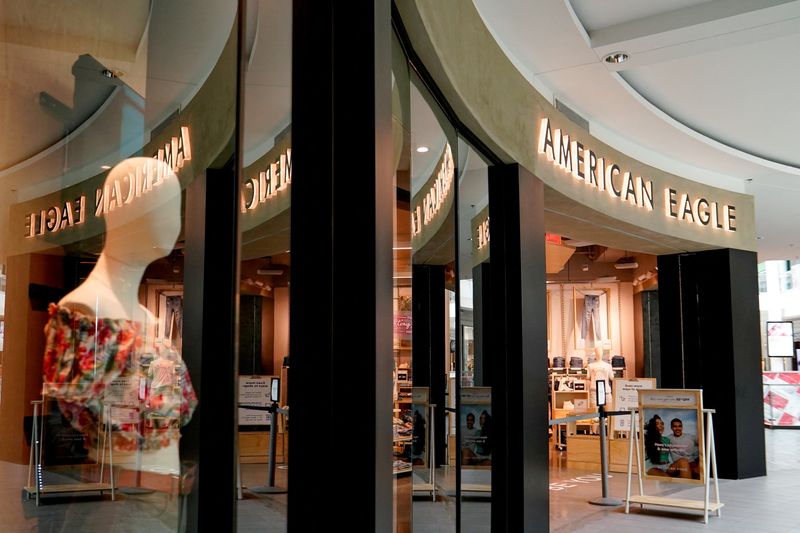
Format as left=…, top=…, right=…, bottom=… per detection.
left=474, top=0, right=800, bottom=261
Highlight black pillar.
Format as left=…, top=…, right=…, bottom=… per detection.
left=182, top=167, right=241, bottom=532
left=488, top=164, right=549, bottom=532
left=472, top=262, right=492, bottom=387
left=640, top=290, right=661, bottom=384
left=290, top=1, right=393, bottom=531
left=412, top=264, right=447, bottom=466
left=658, top=249, right=766, bottom=479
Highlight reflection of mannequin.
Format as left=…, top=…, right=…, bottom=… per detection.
left=587, top=348, right=613, bottom=408
left=149, top=350, right=178, bottom=390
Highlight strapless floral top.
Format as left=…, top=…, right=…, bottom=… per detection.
left=43, top=304, right=141, bottom=400
left=42, top=303, right=197, bottom=452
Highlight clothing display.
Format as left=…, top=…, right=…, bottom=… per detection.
left=42, top=303, right=197, bottom=453
left=164, top=295, right=183, bottom=344
left=580, top=294, right=602, bottom=340
left=43, top=304, right=141, bottom=402
left=552, top=356, right=566, bottom=369
left=569, top=356, right=583, bottom=371
left=587, top=359, right=614, bottom=407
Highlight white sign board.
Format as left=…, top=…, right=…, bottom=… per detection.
left=612, top=378, right=656, bottom=431
left=239, top=375, right=273, bottom=425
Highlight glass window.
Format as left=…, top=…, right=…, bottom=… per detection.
left=236, top=0, right=292, bottom=530
left=0, top=2, right=237, bottom=530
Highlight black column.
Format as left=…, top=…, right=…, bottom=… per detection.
left=412, top=264, right=447, bottom=466
left=472, top=262, right=492, bottom=387
left=640, top=291, right=661, bottom=384
left=657, top=249, right=766, bottom=479
left=182, top=167, right=241, bottom=532
left=290, top=1, right=393, bottom=531
left=488, top=164, right=549, bottom=532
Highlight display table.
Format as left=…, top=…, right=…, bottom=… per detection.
left=565, top=434, right=630, bottom=473
left=763, top=371, right=800, bottom=428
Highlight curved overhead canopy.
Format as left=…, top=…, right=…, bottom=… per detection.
left=474, top=0, right=800, bottom=261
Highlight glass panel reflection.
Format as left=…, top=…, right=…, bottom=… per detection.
left=0, top=1, right=237, bottom=530
left=456, top=137, right=491, bottom=532
left=236, top=0, right=291, bottom=531
left=408, top=75, right=457, bottom=532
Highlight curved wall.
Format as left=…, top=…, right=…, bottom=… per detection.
left=396, top=0, right=756, bottom=255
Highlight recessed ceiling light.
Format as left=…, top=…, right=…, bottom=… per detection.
left=603, top=51, right=629, bottom=64
left=416, top=146, right=429, bottom=153
left=101, top=165, right=112, bottom=170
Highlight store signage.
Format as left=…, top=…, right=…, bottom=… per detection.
left=241, top=149, right=292, bottom=212
left=476, top=216, right=490, bottom=250
left=24, top=127, right=192, bottom=238
left=411, top=144, right=454, bottom=237
left=537, top=118, right=736, bottom=232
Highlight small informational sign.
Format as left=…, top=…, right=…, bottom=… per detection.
left=612, top=378, right=656, bottom=431
left=239, top=375, right=273, bottom=426
left=638, top=389, right=704, bottom=484
left=767, top=321, right=794, bottom=357
left=105, top=375, right=141, bottom=407
left=596, top=380, right=607, bottom=406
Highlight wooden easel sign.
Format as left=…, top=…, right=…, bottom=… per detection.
left=638, top=389, right=704, bottom=484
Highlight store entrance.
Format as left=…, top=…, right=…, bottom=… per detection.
left=544, top=242, right=659, bottom=524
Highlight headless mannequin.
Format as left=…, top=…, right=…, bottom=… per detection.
left=588, top=347, right=613, bottom=408
left=58, top=157, right=181, bottom=321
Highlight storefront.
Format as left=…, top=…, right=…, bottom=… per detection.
left=0, top=1, right=765, bottom=532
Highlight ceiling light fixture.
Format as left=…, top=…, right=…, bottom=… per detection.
left=101, top=165, right=112, bottom=170
left=614, top=257, right=639, bottom=270
left=416, top=146, right=429, bottom=153
left=603, top=51, right=629, bottom=64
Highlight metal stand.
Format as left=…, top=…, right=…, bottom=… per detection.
left=119, top=415, right=154, bottom=495
left=589, top=405, right=622, bottom=506
left=25, top=399, right=116, bottom=506
left=249, top=402, right=288, bottom=494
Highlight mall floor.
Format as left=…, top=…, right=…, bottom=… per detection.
left=1, top=429, right=798, bottom=532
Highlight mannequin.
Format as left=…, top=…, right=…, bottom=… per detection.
left=587, top=346, right=613, bottom=408
left=42, top=158, right=194, bottom=461
left=58, top=157, right=182, bottom=321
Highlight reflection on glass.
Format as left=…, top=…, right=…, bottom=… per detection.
left=0, top=1, right=236, bottom=530
left=457, top=137, right=491, bottom=532
left=407, top=74, right=457, bottom=531
left=236, top=0, right=292, bottom=528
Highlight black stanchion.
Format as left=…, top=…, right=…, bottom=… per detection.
left=249, top=402, right=288, bottom=495
left=589, top=403, right=622, bottom=507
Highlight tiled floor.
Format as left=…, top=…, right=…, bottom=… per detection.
left=1, top=429, right=797, bottom=531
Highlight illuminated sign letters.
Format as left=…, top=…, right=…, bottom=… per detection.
left=411, top=144, right=454, bottom=237
left=25, top=127, right=192, bottom=238
left=241, top=149, right=292, bottom=212
left=538, top=117, right=736, bottom=232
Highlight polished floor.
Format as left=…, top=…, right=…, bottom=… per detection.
left=1, top=429, right=798, bottom=531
